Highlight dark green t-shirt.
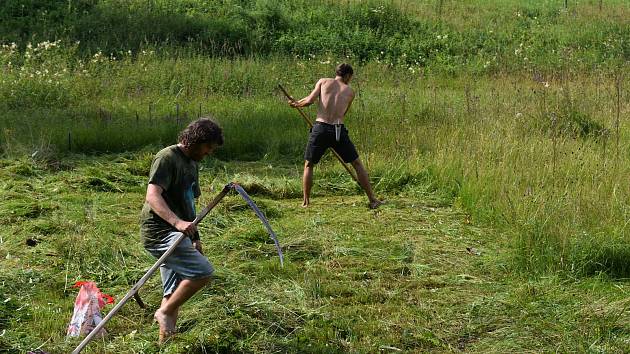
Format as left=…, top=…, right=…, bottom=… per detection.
left=140, top=145, right=201, bottom=245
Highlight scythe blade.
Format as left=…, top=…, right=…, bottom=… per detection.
left=232, top=183, right=284, bottom=267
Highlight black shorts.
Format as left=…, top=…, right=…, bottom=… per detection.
left=304, top=122, right=359, bottom=164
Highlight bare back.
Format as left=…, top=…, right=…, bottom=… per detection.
left=315, top=78, right=354, bottom=124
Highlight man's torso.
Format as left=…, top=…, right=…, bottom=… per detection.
left=140, top=145, right=200, bottom=245
left=315, top=78, right=353, bottom=124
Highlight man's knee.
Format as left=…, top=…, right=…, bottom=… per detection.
left=304, top=160, right=315, bottom=168
left=192, top=275, right=211, bottom=286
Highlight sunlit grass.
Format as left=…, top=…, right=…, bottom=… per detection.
left=1, top=54, right=628, bottom=277
left=0, top=157, right=627, bottom=352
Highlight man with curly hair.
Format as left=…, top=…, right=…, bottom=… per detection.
left=140, top=118, right=223, bottom=343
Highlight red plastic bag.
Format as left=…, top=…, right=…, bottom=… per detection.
left=66, top=281, right=114, bottom=338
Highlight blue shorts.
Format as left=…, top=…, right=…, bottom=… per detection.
left=145, top=232, right=214, bottom=297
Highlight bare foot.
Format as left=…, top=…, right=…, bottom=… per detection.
left=154, top=309, right=176, bottom=344
left=369, top=199, right=385, bottom=209
left=301, top=200, right=309, bottom=208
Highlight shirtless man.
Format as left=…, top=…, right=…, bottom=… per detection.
left=290, top=63, right=383, bottom=209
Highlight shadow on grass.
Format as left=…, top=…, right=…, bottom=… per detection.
left=582, top=244, right=630, bottom=279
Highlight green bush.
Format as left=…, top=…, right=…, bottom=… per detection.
left=1, top=0, right=626, bottom=72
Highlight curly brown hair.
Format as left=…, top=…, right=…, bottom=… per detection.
left=178, top=117, right=224, bottom=147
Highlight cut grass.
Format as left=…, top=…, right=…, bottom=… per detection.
left=0, top=155, right=627, bottom=353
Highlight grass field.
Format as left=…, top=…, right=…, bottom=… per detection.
left=2, top=56, right=627, bottom=276
left=0, top=0, right=628, bottom=352
left=0, top=157, right=628, bottom=353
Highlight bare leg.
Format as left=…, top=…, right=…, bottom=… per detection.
left=350, top=158, right=383, bottom=209
left=302, top=160, right=314, bottom=207
left=159, top=296, right=178, bottom=328
left=154, top=277, right=210, bottom=343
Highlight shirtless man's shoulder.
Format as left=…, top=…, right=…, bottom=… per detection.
left=320, top=77, right=354, bottom=96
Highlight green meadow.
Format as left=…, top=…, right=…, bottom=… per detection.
left=0, top=0, right=628, bottom=352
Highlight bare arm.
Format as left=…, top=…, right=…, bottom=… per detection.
left=145, top=183, right=197, bottom=237
left=290, top=79, right=324, bottom=108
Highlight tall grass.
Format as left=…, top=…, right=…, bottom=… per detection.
left=1, top=42, right=627, bottom=277
left=0, top=1, right=627, bottom=277
left=1, top=0, right=627, bottom=72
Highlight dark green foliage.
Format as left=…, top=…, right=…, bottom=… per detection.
left=561, top=110, right=607, bottom=139
left=0, top=295, right=21, bottom=330
left=570, top=235, right=630, bottom=279
left=0, top=0, right=81, bottom=44
left=538, top=109, right=608, bottom=140
left=0, top=0, right=626, bottom=71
